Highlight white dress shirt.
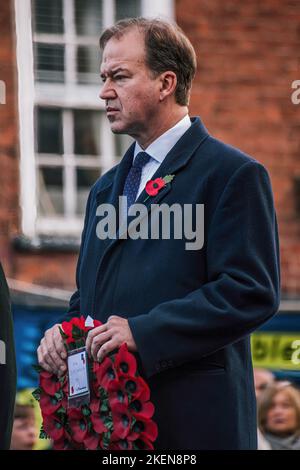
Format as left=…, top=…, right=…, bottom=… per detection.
left=133, top=114, right=191, bottom=199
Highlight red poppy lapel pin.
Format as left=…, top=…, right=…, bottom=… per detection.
left=143, top=174, right=175, bottom=202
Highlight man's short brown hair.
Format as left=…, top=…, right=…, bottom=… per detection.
left=99, top=17, right=197, bottom=106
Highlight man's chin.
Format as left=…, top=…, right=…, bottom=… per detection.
left=109, top=123, right=129, bottom=135
left=107, top=117, right=135, bottom=136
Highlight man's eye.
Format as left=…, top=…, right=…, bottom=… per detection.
left=115, top=75, right=126, bottom=80
left=101, top=77, right=106, bottom=83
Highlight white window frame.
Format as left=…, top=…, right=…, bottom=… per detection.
left=14, top=0, right=174, bottom=238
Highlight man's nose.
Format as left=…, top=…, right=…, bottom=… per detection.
left=99, top=79, right=117, bottom=100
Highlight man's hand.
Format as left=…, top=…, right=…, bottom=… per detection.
left=37, top=324, right=67, bottom=376
left=86, top=315, right=137, bottom=362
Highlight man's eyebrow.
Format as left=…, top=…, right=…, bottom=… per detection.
left=100, top=67, right=131, bottom=77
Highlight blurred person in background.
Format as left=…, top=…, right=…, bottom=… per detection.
left=254, top=368, right=275, bottom=400
left=0, top=262, right=16, bottom=449
left=10, top=391, right=37, bottom=451
left=258, top=382, right=300, bottom=450
left=254, top=368, right=275, bottom=449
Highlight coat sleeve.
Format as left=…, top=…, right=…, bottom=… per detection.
left=128, top=160, right=281, bottom=378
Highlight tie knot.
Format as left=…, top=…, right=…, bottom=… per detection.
left=132, top=151, right=151, bottom=170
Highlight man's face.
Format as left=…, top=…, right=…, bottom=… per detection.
left=100, top=29, right=161, bottom=137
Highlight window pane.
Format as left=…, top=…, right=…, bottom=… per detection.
left=77, top=46, right=101, bottom=84
left=33, top=0, right=64, bottom=34
left=115, top=0, right=141, bottom=21
left=115, top=134, right=134, bottom=158
left=76, top=168, right=100, bottom=215
left=74, top=110, right=101, bottom=156
left=38, top=167, right=64, bottom=216
left=37, top=108, right=63, bottom=154
left=75, top=0, right=103, bottom=36
left=35, top=43, right=65, bottom=83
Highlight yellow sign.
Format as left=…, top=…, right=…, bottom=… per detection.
left=251, top=333, right=300, bottom=370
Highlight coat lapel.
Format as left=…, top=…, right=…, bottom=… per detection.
left=127, top=116, right=210, bottom=230
left=95, top=142, right=135, bottom=209
left=94, top=142, right=134, bottom=252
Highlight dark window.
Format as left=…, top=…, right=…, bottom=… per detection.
left=37, top=107, right=63, bottom=154
left=33, top=0, right=64, bottom=34
left=35, top=43, right=65, bottom=83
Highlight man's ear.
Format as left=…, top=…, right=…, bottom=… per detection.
left=159, top=71, right=177, bottom=102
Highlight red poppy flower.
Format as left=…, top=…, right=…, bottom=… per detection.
left=67, top=406, right=88, bottom=443
left=39, top=370, right=60, bottom=395
left=114, top=343, right=137, bottom=377
left=91, top=377, right=100, bottom=398
left=108, top=379, right=129, bottom=409
left=145, top=177, right=166, bottom=197
left=83, top=432, right=100, bottom=450
left=119, top=375, right=150, bottom=402
left=52, top=437, right=72, bottom=450
left=39, top=393, right=61, bottom=416
left=70, top=417, right=88, bottom=443
left=128, top=418, right=158, bottom=443
left=89, top=398, right=100, bottom=414
left=129, top=399, right=155, bottom=420
left=62, top=316, right=86, bottom=343
left=90, top=413, right=107, bottom=434
left=71, top=316, right=86, bottom=329
left=93, top=357, right=118, bottom=390
left=109, top=439, right=133, bottom=450
left=43, top=416, right=65, bottom=441
left=133, top=436, right=154, bottom=450
left=111, top=402, right=132, bottom=440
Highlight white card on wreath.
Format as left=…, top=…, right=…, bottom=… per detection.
left=67, top=347, right=89, bottom=398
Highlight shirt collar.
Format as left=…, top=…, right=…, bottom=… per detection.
left=133, top=114, right=191, bottom=164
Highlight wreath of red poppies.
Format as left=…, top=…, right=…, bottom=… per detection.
left=33, top=316, right=158, bottom=450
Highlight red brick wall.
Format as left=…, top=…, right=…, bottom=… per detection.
left=176, top=0, right=300, bottom=295
left=0, top=0, right=77, bottom=289
left=0, top=0, right=19, bottom=272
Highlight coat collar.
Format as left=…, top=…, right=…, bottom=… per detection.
left=96, top=116, right=209, bottom=203
left=134, top=116, right=209, bottom=208
left=95, top=116, right=209, bottom=242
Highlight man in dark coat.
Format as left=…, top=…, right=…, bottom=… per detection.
left=38, top=18, right=280, bottom=449
left=0, top=262, right=16, bottom=449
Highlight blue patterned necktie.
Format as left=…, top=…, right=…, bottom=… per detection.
left=122, top=151, right=151, bottom=211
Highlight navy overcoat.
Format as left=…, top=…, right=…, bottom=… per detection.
left=65, top=117, right=280, bottom=449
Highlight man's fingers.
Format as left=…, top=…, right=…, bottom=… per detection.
left=107, top=315, right=119, bottom=322
left=53, top=325, right=67, bottom=360
left=91, top=330, right=112, bottom=361
left=97, top=338, right=118, bottom=363
left=44, top=332, right=65, bottom=370
left=39, top=340, right=59, bottom=374
left=37, top=345, right=52, bottom=373
left=86, top=324, right=107, bottom=355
